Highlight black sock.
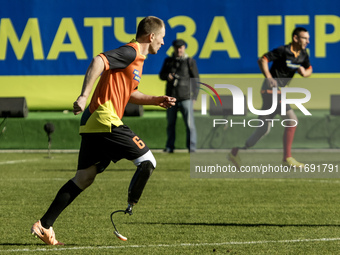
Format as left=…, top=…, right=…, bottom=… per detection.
left=40, top=180, right=82, bottom=229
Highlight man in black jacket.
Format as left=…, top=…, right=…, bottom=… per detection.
left=159, top=39, right=199, bottom=153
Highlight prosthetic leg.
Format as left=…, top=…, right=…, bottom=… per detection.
left=127, top=160, right=155, bottom=206
left=111, top=160, right=155, bottom=241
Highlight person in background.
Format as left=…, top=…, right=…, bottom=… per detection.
left=229, top=27, right=312, bottom=169
left=159, top=39, right=199, bottom=153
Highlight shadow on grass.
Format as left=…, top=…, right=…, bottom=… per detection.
left=0, top=243, right=45, bottom=246
left=42, top=168, right=135, bottom=172
left=133, top=222, right=340, bottom=227
left=0, top=242, right=77, bottom=247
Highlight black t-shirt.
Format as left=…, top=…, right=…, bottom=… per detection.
left=103, top=45, right=137, bottom=70
left=263, top=44, right=311, bottom=87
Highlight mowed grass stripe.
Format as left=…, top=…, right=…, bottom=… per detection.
left=0, top=152, right=339, bottom=254
left=3, top=237, right=340, bottom=253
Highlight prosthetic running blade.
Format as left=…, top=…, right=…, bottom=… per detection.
left=110, top=209, right=132, bottom=241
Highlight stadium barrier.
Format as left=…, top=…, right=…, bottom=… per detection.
left=0, top=110, right=339, bottom=150
left=124, top=103, right=144, bottom=117
left=330, top=95, right=340, bottom=116
left=0, top=97, right=28, bottom=118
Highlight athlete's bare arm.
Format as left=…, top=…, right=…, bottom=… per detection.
left=297, top=66, right=313, bottom=77
left=258, top=57, right=277, bottom=88
left=73, top=56, right=105, bottom=115
left=129, top=90, right=176, bottom=109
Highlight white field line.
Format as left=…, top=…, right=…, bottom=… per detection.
left=2, top=237, right=340, bottom=253
left=0, top=159, right=39, bottom=165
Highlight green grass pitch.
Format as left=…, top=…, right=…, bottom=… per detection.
left=0, top=151, right=339, bottom=254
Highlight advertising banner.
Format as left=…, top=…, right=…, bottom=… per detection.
left=0, top=0, right=339, bottom=109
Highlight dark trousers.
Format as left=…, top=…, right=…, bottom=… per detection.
left=166, top=99, right=196, bottom=152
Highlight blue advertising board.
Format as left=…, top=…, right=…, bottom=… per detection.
left=1, top=0, right=339, bottom=75
left=0, top=0, right=339, bottom=110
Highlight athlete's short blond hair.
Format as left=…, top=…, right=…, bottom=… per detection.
left=136, top=16, right=165, bottom=39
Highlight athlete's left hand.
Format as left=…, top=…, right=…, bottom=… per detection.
left=157, top=96, right=176, bottom=109
left=73, top=96, right=87, bottom=115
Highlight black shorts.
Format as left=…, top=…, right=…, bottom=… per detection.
left=261, top=92, right=291, bottom=117
left=77, top=125, right=149, bottom=173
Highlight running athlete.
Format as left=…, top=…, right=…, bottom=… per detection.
left=229, top=27, right=312, bottom=169
left=31, top=16, right=175, bottom=245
